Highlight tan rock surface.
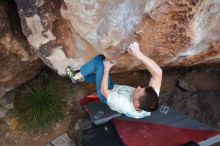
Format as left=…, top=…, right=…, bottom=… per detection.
left=14, top=0, right=220, bottom=74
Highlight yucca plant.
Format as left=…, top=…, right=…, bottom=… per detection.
left=14, top=77, right=66, bottom=132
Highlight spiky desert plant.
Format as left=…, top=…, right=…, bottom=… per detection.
left=14, top=77, right=66, bottom=132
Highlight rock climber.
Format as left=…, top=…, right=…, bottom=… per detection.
left=66, top=42, right=162, bottom=118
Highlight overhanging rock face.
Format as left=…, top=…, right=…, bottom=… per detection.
left=15, top=0, right=220, bottom=74
left=0, top=1, right=44, bottom=95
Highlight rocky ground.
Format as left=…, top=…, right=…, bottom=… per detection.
left=0, top=65, right=220, bottom=146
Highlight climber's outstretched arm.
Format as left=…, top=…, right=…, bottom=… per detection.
left=128, top=42, right=162, bottom=90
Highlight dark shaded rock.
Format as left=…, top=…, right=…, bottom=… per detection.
left=160, top=90, right=220, bottom=128
left=0, top=90, right=14, bottom=110
left=0, top=0, right=44, bottom=96
left=0, top=106, right=8, bottom=119
left=176, top=79, right=197, bottom=92
left=74, top=119, right=92, bottom=132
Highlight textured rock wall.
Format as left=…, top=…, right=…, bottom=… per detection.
left=14, top=0, right=220, bottom=74
left=0, top=1, right=44, bottom=98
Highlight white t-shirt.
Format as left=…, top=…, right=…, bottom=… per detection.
left=107, top=85, right=160, bottom=119
left=155, top=89, right=160, bottom=96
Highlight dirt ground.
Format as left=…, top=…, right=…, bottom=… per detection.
left=0, top=65, right=220, bottom=146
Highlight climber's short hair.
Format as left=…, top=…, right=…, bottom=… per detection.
left=138, top=86, right=159, bottom=112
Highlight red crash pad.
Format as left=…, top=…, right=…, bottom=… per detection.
left=113, top=119, right=220, bottom=146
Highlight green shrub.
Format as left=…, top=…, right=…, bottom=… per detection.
left=14, top=78, right=67, bottom=132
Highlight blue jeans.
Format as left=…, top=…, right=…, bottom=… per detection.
left=80, top=54, right=115, bottom=103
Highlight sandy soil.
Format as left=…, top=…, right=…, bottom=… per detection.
left=0, top=65, right=220, bottom=146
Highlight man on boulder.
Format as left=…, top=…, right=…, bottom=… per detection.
left=66, top=42, right=162, bottom=118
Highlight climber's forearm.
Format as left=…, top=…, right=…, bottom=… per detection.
left=136, top=52, right=162, bottom=78
left=101, top=68, right=111, bottom=98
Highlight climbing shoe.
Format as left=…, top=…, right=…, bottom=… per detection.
left=65, top=66, right=84, bottom=84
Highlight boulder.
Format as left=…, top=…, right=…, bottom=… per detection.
left=0, top=1, right=44, bottom=96
left=12, top=0, right=220, bottom=75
